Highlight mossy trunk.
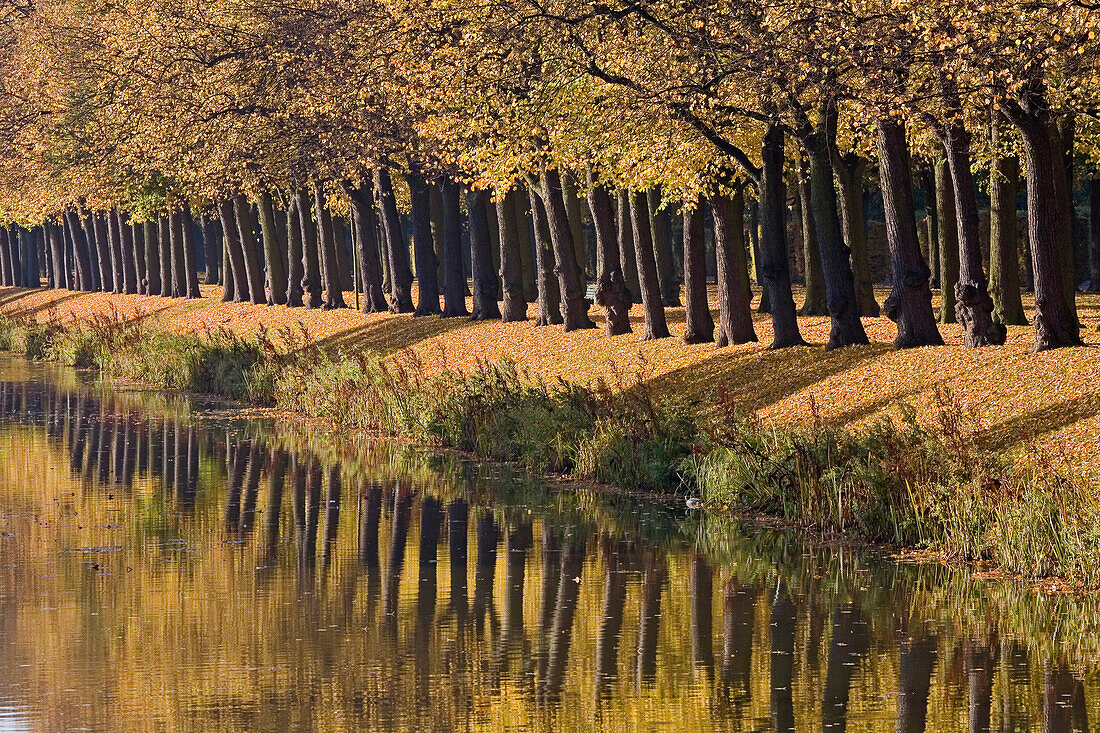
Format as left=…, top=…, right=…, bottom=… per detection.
left=920, top=167, right=940, bottom=289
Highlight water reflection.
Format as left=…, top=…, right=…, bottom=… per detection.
left=0, top=361, right=1098, bottom=731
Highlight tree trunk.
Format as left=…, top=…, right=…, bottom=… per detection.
left=833, top=153, right=880, bottom=316
left=374, top=168, right=414, bottom=313
left=1003, top=88, right=1083, bottom=349
left=629, top=190, right=671, bottom=339
left=798, top=156, right=829, bottom=316
left=648, top=189, right=681, bottom=306
left=258, top=192, right=287, bottom=305
left=710, top=188, right=759, bottom=346
left=294, top=188, right=322, bottom=308
left=935, top=159, right=960, bottom=324
left=158, top=213, right=173, bottom=298
left=1090, top=180, right=1100, bottom=292
left=770, top=582, right=797, bottom=732
left=562, top=171, right=589, bottom=281
left=587, top=172, right=631, bottom=335
left=759, top=126, right=806, bottom=348
left=440, top=179, right=469, bottom=318
left=181, top=205, right=200, bottom=298
left=107, top=209, right=125, bottom=293
left=47, top=222, right=66, bottom=289
left=467, top=188, right=501, bottom=321
left=65, top=210, right=93, bottom=291
left=217, top=200, right=248, bottom=302
left=331, top=216, right=353, bottom=292
left=481, top=194, right=502, bottom=301
left=200, top=213, right=220, bottom=286
left=990, top=116, right=1028, bottom=325
left=942, top=113, right=1005, bottom=346
left=921, top=167, right=941, bottom=289
left=528, top=185, right=561, bottom=326
left=682, top=199, right=715, bottom=343
left=231, top=194, right=265, bottom=305
left=0, top=228, right=11, bottom=286
left=406, top=172, right=441, bottom=316
left=1057, top=114, right=1078, bottom=305
left=89, top=211, right=113, bottom=292
left=616, top=190, right=643, bottom=303
left=131, top=221, right=146, bottom=293
left=513, top=186, right=538, bottom=302
left=7, top=228, right=21, bottom=286
left=144, top=220, right=161, bottom=296
left=311, top=182, right=347, bottom=309
left=541, top=168, right=594, bottom=330
left=346, top=180, right=387, bottom=313
left=807, top=108, right=869, bottom=350
left=168, top=208, right=186, bottom=297
left=876, top=118, right=944, bottom=349
left=115, top=210, right=138, bottom=294
left=497, top=187, right=528, bottom=322
left=285, top=194, right=304, bottom=307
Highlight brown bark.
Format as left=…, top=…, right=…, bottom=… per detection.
left=587, top=173, right=631, bottom=335
left=935, top=159, right=959, bottom=323
left=345, top=180, right=387, bottom=312
left=759, top=126, right=806, bottom=348
left=648, top=188, right=681, bottom=306
left=528, top=184, right=561, bottom=325
left=217, top=200, right=248, bottom=302
left=709, top=188, right=758, bottom=346
left=1003, top=84, right=1083, bottom=350
left=496, top=187, right=528, bottom=322
left=467, top=187, right=501, bottom=321
left=232, top=194, right=266, bottom=305
left=941, top=101, right=1005, bottom=346
left=312, top=182, right=347, bottom=309
left=258, top=193, right=287, bottom=305
left=989, top=115, right=1027, bottom=325
left=798, top=156, right=829, bottom=316
left=877, top=118, right=944, bottom=349
left=406, top=172, right=441, bottom=316
left=284, top=194, right=304, bottom=307
left=616, top=189, right=643, bottom=303
left=541, top=168, right=594, bottom=330
left=833, top=152, right=880, bottom=316
left=440, top=178, right=469, bottom=318
left=682, top=199, right=715, bottom=343
left=629, top=190, right=671, bottom=339
left=1090, top=179, right=1100, bottom=292
left=374, top=169, right=414, bottom=313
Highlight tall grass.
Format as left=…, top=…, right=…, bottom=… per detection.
left=0, top=311, right=1096, bottom=584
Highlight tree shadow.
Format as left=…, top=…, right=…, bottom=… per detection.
left=979, top=393, right=1100, bottom=453
left=0, top=288, right=82, bottom=318
left=641, top=342, right=891, bottom=413
left=310, top=315, right=472, bottom=355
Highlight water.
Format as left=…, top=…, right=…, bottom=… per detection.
left=0, top=356, right=1097, bottom=732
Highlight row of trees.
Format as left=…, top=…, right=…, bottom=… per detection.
left=0, top=0, right=1097, bottom=351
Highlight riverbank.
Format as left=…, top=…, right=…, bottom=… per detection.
left=2, top=284, right=1100, bottom=585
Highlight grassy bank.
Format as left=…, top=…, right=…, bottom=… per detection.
left=1, top=310, right=1098, bottom=586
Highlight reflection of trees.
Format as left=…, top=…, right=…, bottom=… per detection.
left=822, top=604, right=870, bottom=732
left=635, top=546, right=666, bottom=688
left=769, top=579, right=796, bottom=733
